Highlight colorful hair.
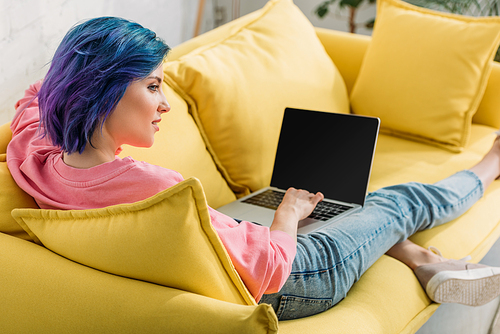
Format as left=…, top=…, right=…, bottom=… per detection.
left=38, top=17, right=170, bottom=154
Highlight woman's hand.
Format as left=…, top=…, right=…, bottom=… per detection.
left=270, top=188, right=324, bottom=241
left=280, top=188, right=325, bottom=221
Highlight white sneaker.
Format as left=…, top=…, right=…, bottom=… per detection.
left=414, top=248, right=500, bottom=306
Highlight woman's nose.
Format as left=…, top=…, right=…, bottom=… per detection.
left=159, top=96, right=170, bottom=114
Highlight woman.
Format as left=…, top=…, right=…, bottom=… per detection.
left=7, top=17, right=500, bottom=320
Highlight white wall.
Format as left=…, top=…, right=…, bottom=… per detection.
left=0, top=0, right=375, bottom=125
left=0, top=0, right=192, bottom=125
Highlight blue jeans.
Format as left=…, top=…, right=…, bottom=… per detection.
left=259, top=170, right=484, bottom=320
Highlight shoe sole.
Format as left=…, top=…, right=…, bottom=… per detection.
left=426, top=267, right=500, bottom=306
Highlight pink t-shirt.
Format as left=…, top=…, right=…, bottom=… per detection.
left=7, top=81, right=296, bottom=302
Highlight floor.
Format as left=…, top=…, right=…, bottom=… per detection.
left=416, top=237, right=500, bottom=334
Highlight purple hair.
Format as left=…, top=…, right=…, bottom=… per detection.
left=38, top=17, right=170, bottom=154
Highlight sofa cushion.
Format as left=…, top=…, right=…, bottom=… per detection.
left=119, top=83, right=236, bottom=209
left=0, top=232, right=278, bottom=334
left=0, top=123, right=37, bottom=241
left=164, top=0, right=349, bottom=195
left=12, top=177, right=255, bottom=306
left=350, top=0, right=500, bottom=152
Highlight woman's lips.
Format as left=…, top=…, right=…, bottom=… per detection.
left=152, top=119, right=161, bottom=131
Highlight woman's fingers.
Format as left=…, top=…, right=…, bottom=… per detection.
left=282, top=188, right=324, bottom=220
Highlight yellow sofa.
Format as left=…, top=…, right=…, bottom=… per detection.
left=2, top=0, right=500, bottom=333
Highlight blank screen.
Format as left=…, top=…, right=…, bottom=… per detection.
left=271, top=108, right=379, bottom=206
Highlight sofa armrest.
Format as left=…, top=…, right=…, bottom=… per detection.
left=474, top=62, right=500, bottom=129
left=0, top=232, right=277, bottom=334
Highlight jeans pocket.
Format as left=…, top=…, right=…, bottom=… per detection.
left=276, top=295, right=334, bottom=320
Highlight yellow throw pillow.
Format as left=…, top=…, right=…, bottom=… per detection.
left=350, top=0, right=500, bottom=152
left=12, top=177, right=255, bottom=306
left=164, top=0, right=349, bottom=195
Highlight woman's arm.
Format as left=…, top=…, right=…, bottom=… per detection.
left=210, top=191, right=321, bottom=302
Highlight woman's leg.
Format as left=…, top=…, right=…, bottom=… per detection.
left=260, top=137, right=500, bottom=320
left=384, top=137, right=500, bottom=305
left=386, top=136, right=500, bottom=269
left=261, top=170, right=484, bottom=319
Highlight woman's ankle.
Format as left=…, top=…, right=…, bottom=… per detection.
left=386, top=240, right=444, bottom=271
left=410, top=247, right=444, bottom=270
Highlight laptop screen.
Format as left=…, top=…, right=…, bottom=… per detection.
left=270, top=108, right=379, bottom=206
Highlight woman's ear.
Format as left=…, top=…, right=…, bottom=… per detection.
left=115, top=146, right=123, bottom=156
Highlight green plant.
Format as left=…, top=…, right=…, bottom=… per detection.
left=407, top=0, right=498, bottom=15
left=315, top=0, right=376, bottom=33
left=315, top=0, right=500, bottom=61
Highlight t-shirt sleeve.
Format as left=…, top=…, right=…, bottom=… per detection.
left=208, top=207, right=296, bottom=302
left=11, top=81, right=41, bottom=134
left=9, top=81, right=53, bottom=160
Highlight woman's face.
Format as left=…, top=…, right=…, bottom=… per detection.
left=103, top=65, right=170, bottom=149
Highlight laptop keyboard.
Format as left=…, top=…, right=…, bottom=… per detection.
left=242, top=189, right=352, bottom=221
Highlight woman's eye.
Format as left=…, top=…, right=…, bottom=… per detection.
left=148, top=85, right=159, bottom=92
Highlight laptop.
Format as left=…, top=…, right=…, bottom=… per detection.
left=217, top=107, right=380, bottom=234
